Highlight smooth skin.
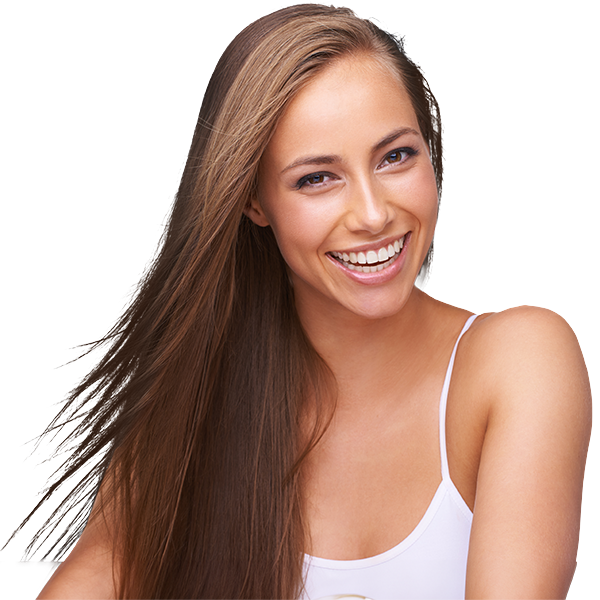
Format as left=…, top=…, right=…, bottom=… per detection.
left=38, top=54, right=591, bottom=598
left=249, top=54, right=591, bottom=598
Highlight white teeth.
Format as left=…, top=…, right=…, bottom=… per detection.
left=332, top=235, right=406, bottom=269
left=349, top=256, right=393, bottom=273
left=366, top=250, right=378, bottom=264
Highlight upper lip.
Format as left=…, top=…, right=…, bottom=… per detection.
left=328, top=232, right=409, bottom=256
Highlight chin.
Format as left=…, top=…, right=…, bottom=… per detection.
left=339, top=293, right=412, bottom=321
left=292, top=269, right=417, bottom=323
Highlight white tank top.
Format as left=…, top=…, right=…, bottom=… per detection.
left=301, top=315, right=477, bottom=600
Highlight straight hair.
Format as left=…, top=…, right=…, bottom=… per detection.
left=11, top=5, right=442, bottom=597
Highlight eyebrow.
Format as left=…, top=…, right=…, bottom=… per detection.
left=280, top=126, right=420, bottom=174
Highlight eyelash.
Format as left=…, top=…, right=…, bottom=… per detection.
left=379, top=146, right=418, bottom=167
left=295, top=146, right=418, bottom=190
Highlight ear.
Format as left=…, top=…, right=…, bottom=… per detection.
left=243, top=196, right=270, bottom=227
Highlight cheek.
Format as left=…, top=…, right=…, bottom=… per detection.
left=409, top=167, right=439, bottom=216
left=401, top=166, right=439, bottom=226
left=267, top=209, right=327, bottom=263
left=263, top=198, right=339, bottom=277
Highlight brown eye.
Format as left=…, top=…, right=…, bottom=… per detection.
left=296, top=172, right=332, bottom=189
left=308, top=174, right=326, bottom=184
left=381, top=147, right=417, bottom=168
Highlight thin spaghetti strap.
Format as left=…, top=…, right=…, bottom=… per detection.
left=439, top=314, right=479, bottom=481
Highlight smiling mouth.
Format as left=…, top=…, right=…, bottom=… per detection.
left=328, top=234, right=407, bottom=273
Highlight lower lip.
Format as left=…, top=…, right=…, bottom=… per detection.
left=327, top=233, right=411, bottom=285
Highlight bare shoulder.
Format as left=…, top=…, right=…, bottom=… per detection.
left=36, top=486, right=117, bottom=599
left=469, top=305, right=583, bottom=355
left=461, top=306, right=592, bottom=598
left=462, top=306, right=591, bottom=414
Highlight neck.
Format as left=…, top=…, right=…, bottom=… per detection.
left=296, top=286, right=440, bottom=412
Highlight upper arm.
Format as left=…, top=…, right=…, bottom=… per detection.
left=465, top=307, right=592, bottom=599
left=37, top=482, right=118, bottom=599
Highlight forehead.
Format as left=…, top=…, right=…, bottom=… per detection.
left=266, top=54, right=420, bottom=161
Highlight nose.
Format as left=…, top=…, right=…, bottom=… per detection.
left=345, top=177, right=392, bottom=234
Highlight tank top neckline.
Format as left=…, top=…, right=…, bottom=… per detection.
left=304, top=314, right=478, bottom=570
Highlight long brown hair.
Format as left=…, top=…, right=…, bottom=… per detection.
left=13, top=4, right=442, bottom=598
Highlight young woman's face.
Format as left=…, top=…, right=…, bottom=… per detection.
left=249, top=54, right=439, bottom=321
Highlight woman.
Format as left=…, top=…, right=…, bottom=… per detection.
left=22, top=4, right=590, bottom=599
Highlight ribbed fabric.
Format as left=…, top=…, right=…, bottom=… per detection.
left=302, top=315, right=478, bottom=600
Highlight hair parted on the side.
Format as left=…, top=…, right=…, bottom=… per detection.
left=9, top=5, right=443, bottom=598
